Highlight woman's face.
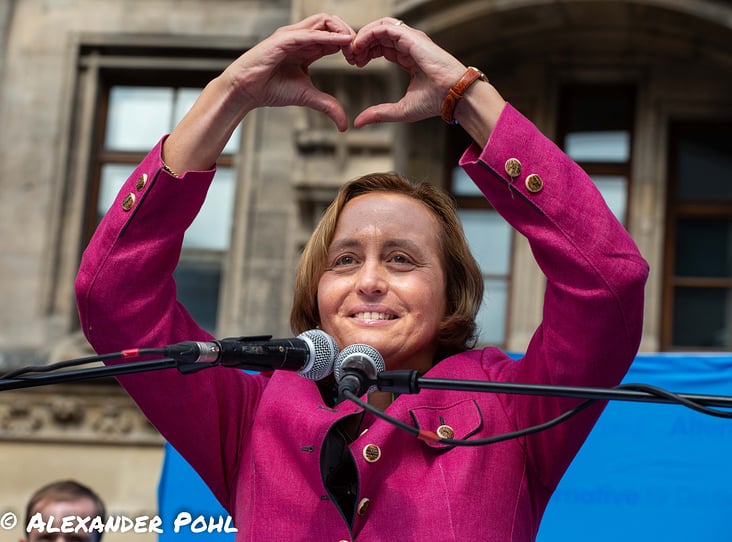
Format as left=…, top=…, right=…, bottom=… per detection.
left=317, top=192, right=447, bottom=373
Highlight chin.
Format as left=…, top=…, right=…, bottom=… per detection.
left=346, top=333, right=393, bottom=353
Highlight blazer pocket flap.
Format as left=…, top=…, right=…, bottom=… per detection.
left=409, top=399, right=483, bottom=449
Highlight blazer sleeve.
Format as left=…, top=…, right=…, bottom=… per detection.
left=75, top=136, right=264, bottom=509
left=460, top=104, right=649, bottom=491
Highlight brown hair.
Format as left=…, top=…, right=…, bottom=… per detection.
left=25, top=480, right=106, bottom=541
left=291, top=172, right=484, bottom=362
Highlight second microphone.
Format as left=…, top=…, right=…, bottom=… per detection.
left=164, top=329, right=339, bottom=381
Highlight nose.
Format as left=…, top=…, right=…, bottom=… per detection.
left=356, top=260, right=388, bottom=296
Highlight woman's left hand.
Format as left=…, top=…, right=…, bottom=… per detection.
left=343, top=17, right=467, bottom=127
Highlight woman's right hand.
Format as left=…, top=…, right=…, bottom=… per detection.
left=223, top=13, right=356, bottom=131
left=164, top=14, right=355, bottom=173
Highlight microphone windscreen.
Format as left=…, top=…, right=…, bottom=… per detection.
left=297, top=329, right=339, bottom=380
left=334, top=344, right=385, bottom=394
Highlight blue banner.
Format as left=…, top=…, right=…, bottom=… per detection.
left=538, top=353, right=732, bottom=541
left=158, top=443, right=233, bottom=540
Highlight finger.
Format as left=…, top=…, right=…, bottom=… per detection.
left=351, top=17, right=410, bottom=50
left=348, top=22, right=416, bottom=68
left=260, top=29, right=355, bottom=69
left=289, top=13, right=356, bottom=37
left=347, top=37, right=402, bottom=68
left=353, top=102, right=405, bottom=128
left=289, top=40, right=352, bottom=66
left=321, top=14, right=356, bottom=37
left=289, top=29, right=356, bottom=51
left=303, top=90, right=349, bottom=132
left=357, top=16, right=406, bottom=34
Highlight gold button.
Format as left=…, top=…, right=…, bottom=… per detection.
left=363, top=444, right=381, bottom=463
left=135, top=173, right=148, bottom=191
left=121, top=193, right=136, bottom=211
left=436, top=424, right=455, bottom=440
left=357, top=497, right=370, bottom=516
left=525, top=173, right=543, bottom=193
left=504, top=158, right=522, bottom=178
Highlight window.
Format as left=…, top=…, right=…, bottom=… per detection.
left=79, top=43, right=245, bottom=334
left=449, top=131, right=513, bottom=347
left=557, top=85, right=635, bottom=225
left=663, top=122, right=732, bottom=350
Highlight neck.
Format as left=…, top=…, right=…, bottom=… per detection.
left=368, top=390, right=394, bottom=411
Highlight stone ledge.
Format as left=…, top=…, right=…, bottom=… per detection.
left=0, top=384, right=162, bottom=445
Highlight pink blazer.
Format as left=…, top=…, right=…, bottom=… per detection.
left=76, top=104, right=648, bottom=541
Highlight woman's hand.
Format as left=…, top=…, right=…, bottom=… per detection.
left=344, top=17, right=505, bottom=146
left=343, top=17, right=467, bottom=127
left=164, top=14, right=355, bottom=173
left=223, top=13, right=356, bottom=131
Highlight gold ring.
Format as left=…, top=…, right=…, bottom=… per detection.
left=394, top=20, right=404, bottom=26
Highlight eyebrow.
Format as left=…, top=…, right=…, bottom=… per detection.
left=327, top=237, right=428, bottom=255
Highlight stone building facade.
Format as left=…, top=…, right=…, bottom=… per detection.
left=1, top=1, right=731, bottom=540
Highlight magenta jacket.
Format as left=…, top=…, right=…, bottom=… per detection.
left=76, top=104, right=648, bottom=541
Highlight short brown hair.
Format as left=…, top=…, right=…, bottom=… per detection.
left=25, top=480, right=106, bottom=540
left=291, top=172, right=483, bottom=362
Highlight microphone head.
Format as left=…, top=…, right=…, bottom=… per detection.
left=334, top=344, right=386, bottom=394
left=297, top=329, right=339, bottom=380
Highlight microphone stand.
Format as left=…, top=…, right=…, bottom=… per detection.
left=375, top=370, right=732, bottom=409
left=0, top=358, right=208, bottom=392
left=4, top=359, right=732, bottom=411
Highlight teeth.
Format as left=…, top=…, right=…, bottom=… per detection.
left=354, top=312, right=394, bottom=320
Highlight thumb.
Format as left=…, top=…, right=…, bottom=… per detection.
left=353, top=102, right=404, bottom=128
left=302, top=89, right=349, bottom=132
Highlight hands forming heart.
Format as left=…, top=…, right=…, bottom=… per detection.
left=225, top=13, right=469, bottom=132
left=164, top=13, right=502, bottom=172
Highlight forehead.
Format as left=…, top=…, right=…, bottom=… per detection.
left=33, top=497, right=98, bottom=518
left=334, top=192, right=441, bottom=239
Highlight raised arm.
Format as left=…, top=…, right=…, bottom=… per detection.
left=74, top=14, right=357, bottom=509
left=345, top=17, right=649, bottom=491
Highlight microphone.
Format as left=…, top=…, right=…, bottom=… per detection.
left=165, top=329, right=339, bottom=380
left=334, top=344, right=386, bottom=400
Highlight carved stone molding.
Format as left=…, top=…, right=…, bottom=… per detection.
left=0, top=384, right=162, bottom=445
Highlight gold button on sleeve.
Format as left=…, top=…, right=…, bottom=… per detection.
left=121, top=193, right=136, bottom=211
left=135, top=173, right=148, bottom=191
left=525, top=173, right=543, bottom=193
left=504, top=158, right=522, bottom=178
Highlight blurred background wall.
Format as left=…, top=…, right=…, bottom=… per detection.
left=1, top=1, right=731, bottom=540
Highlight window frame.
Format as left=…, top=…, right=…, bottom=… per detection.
left=662, top=120, right=732, bottom=351
left=54, top=35, right=253, bottom=335
left=556, top=83, right=636, bottom=226
left=446, top=127, right=514, bottom=348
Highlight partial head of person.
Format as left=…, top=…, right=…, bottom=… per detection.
left=292, top=172, right=483, bottom=374
left=21, top=480, right=105, bottom=542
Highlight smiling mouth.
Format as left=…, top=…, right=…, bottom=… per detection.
left=352, top=312, right=396, bottom=321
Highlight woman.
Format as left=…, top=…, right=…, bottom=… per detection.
left=75, top=14, right=648, bottom=541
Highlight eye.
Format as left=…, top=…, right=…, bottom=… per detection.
left=387, top=253, right=416, bottom=268
left=329, top=253, right=359, bottom=269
